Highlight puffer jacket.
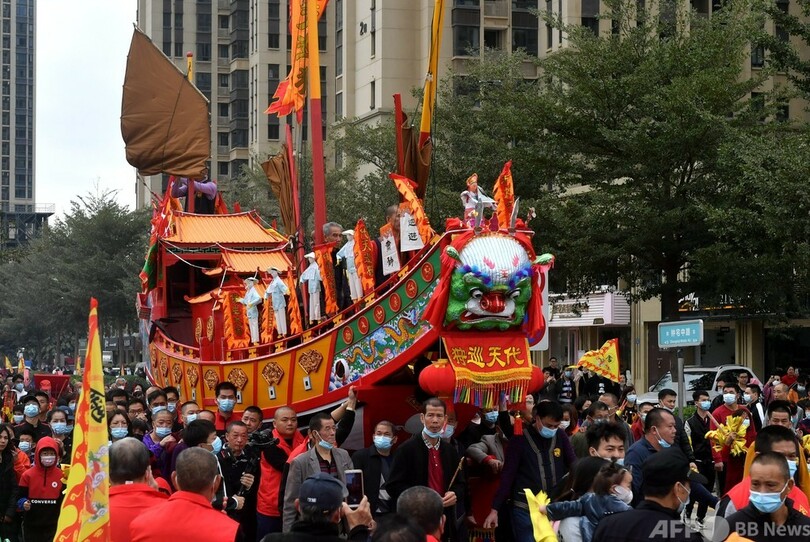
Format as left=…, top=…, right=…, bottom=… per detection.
left=18, top=436, right=64, bottom=532
left=547, top=492, right=631, bottom=542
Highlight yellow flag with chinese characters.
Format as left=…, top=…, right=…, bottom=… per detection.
left=577, top=338, right=621, bottom=383
left=54, top=298, right=110, bottom=542
left=525, top=488, right=558, bottom=542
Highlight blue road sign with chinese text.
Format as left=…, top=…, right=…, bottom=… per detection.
left=658, top=319, right=704, bottom=348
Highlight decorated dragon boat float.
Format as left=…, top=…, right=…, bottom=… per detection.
left=121, top=18, right=552, bottom=439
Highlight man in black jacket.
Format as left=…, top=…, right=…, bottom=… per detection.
left=351, top=420, right=397, bottom=516
left=657, top=388, right=697, bottom=469
left=684, top=390, right=717, bottom=528
left=726, top=452, right=810, bottom=542
left=386, top=398, right=465, bottom=542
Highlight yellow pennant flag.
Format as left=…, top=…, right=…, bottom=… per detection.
left=4, top=355, right=11, bottom=371
left=54, top=298, right=110, bottom=542
left=419, top=0, right=445, bottom=147
left=524, top=488, right=558, bottom=542
left=577, top=338, right=621, bottom=383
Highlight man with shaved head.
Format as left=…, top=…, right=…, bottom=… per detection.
left=256, top=406, right=306, bottom=539
left=109, top=438, right=167, bottom=542
left=131, top=448, right=240, bottom=542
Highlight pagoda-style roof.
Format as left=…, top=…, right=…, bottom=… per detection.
left=165, top=211, right=287, bottom=245
left=221, top=249, right=293, bottom=274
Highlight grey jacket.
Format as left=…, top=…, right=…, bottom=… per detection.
left=282, top=446, right=353, bottom=532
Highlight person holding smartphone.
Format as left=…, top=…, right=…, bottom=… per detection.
left=351, top=421, right=398, bottom=516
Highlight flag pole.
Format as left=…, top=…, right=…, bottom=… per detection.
left=394, top=93, right=405, bottom=175
left=307, top=0, right=327, bottom=245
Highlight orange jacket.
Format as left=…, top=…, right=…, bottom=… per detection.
left=110, top=483, right=168, bottom=542
left=256, top=428, right=306, bottom=517
left=130, top=491, right=239, bottom=542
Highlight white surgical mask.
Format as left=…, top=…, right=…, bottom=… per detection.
left=613, top=485, right=633, bottom=505
left=559, top=420, right=571, bottom=430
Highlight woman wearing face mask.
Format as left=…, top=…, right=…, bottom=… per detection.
left=619, top=387, right=638, bottom=425
left=0, top=423, right=28, bottom=485
left=539, top=462, right=633, bottom=542
left=0, top=423, right=19, bottom=542
left=108, top=411, right=132, bottom=444
left=561, top=404, right=580, bottom=438
left=18, top=436, right=64, bottom=542
left=46, top=409, right=72, bottom=459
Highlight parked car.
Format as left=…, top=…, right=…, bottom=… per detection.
left=637, top=364, right=761, bottom=406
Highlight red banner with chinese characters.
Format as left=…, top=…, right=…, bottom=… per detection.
left=314, top=243, right=338, bottom=316
left=442, top=331, right=533, bottom=409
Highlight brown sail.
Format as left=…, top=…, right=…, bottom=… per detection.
left=261, top=147, right=296, bottom=237
left=121, top=28, right=210, bottom=178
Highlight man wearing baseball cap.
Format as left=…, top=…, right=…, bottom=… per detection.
left=593, top=448, right=706, bottom=542
left=262, top=472, right=372, bottom=541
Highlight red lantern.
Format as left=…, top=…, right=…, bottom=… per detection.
left=418, top=359, right=456, bottom=397
left=527, top=365, right=544, bottom=394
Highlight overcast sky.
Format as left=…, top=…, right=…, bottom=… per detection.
left=37, top=1, right=137, bottom=215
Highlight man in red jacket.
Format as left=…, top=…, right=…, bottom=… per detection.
left=131, top=447, right=241, bottom=542
left=109, top=438, right=168, bottom=542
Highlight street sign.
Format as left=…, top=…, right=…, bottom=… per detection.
left=658, top=319, right=704, bottom=348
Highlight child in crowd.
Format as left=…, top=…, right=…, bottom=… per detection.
left=539, top=461, right=633, bottom=542
left=17, top=436, right=64, bottom=542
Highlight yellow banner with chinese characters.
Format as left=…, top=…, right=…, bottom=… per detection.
left=442, top=332, right=532, bottom=409
left=54, top=298, right=110, bottom=542
left=577, top=338, right=620, bottom=383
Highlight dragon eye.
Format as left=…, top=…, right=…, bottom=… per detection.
left=509, top=289, right=521, bottom=299
left=471, top=289, right=483, bottom=299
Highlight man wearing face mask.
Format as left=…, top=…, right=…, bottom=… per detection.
left=712, top=383, right=756, bottom=493
left=13, top=394, right=51, bottom=441
left=483, top=401, right=575, bottom=542
left=684, top=390, right=718, bottom=528
left=717, top=424, right=810, bottom=518
left=592, top=448, right=707, bottom=542
left=725, top=452, right=810, bottom=542
left=214, top=382, right=238, bottom=436
left=352, top=420, right=398, bottom=517
left=625, top=407, right=677, bottom=506
left=131, top=448, right=242, bottom=542
left=586, top=422, right=627, bottom=463
left=571, top=401, right=610, bottom=458
left=11, top=374, right=25, bottom=401
left=657, top=389, right=698, bottom=472
left=282, top=413, right=353, bottom=532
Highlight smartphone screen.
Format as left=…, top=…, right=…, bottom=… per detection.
left=344, top=470, right=364, bottom=509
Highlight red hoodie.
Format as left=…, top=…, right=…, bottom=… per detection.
left=18, top=436, right=64, bottom=530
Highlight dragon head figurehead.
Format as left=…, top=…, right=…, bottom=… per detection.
left=446, top=235, right=532, bottom=330
left=424, top=227, right=554, bottom=337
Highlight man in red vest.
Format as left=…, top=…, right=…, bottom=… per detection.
left=131, top=447, right=240, bottom=542
left=256, top=406, right=305, bottom=539
left=109, top=438, right=168, bottom=542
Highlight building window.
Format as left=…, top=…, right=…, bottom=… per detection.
left=195, top=72, right=211, bottom=91
left=163, top=40, right=172, bottom=56
left=218, top=161, right=229, bottom=176
left=218, top=102, right=229, bottom=117
left=750, top=92, right=765, bottom=121
left=454, top=26, right=480, bottom=56
left=751, top=44, right=764, bottom=68
left=582, top=0, right=599, bottom=33
left=219, top=15, right=229, bottom=29
left=335, top=91, right=343, bottom=120
left=268, top=117, right=280, bottom=140
left=174, top=42, right=184, bottom=57
left=455, top=0, right=480, bottom=5
left=370, top=80, right=376, bottom=110
left=513, top=28, right=538, bottom=55
left=197, top=13, right=211, bottom=32
left=219, top=73, right=229, bottom=88
left=218, top=132, right=229, bottom=146
left=512, top=0, right=537, bottom=7
left=776, top=0, right=789, bottom=42
left=197, top=41, right=211, bottom=61
left=318, top=20, right=327, bottom=51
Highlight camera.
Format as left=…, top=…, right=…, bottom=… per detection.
left=247, top=428, right=279, bottom=449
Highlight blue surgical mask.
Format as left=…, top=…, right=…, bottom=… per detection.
left=676, top=483, right=690, bottom=514
left=750, top=483, right=787, bottom=514
left=24, top=404, right=39, bottom=418
left=484, top=411, right=499, bottom=424
left=423, top=427, right=442, bottom=439
left=615, top=457, right=625, bottom=466
left=743, top=394, right=752, bottom=403
left=798, top=386, right=806, bottom=394
left=155, top=426, right=172, bottom=438
left=151, top=405, right=167, bottom=416
left=111, top=428, right=128, bottom=439
left=51, top=422, right=69, bottom=435
left=540, top=425, right=557, bottom=439
left=564, top=370, right=573, bottom=378
left=12, top=414, right=23, bottom=424
left=18, top=441, right=31, bottom=452
left=441, top=425, right=455, bottom=439
left=787, top=459, right=798, bottom=479
left=723, top=393, right=737, bottom=405
left=210, top=436, right=223, bottom=455
left=654, top=427, right=671, bottom=449
left=640, top=413, right=647, bottom=423
left=742, top=419, right=751, bottom=429
left=316, top=432, right=334, bottom=450
left=373, top=435, right=393, bottom=450
left=626, top=394, right=637, bottom=404
left=699, top=400, right=711, bottom=411
left=217, top=398, right=235, bottom=412
left=14, top=383, right=23, bottom=392
left=167, top=402, right=177, bottom=413
left=68, top=403, right=76, bottom=412
left=185, top=413, right=198, bottom=424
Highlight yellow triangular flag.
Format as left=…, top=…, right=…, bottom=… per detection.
left=576, top=338, right=620, bottom=383
left=4, top=356, right=11, bottom=371
left=524, top=488, right=558, bottom=542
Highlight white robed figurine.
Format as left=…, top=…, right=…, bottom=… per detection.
left=300, top=252, right=322, bottom=323
left=239, top=276, right=262, bottom=344
left=460, top=173, right=495, bottom=222
left=336, top=229, right=362, bottom=302
left=264, top=266, right=290, bottom=337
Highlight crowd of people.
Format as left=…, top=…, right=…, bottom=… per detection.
left=1, top=363, right=810, bottom=541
